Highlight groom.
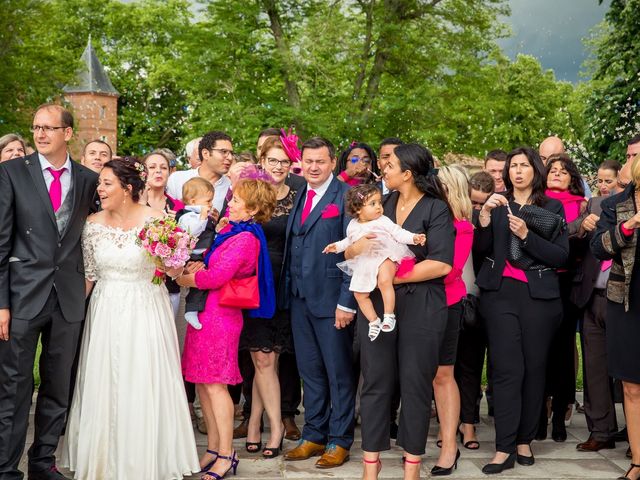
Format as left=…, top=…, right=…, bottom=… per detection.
left=0, top=104, right=98, bottom=480
left=280, top=137, right=357, bottom=468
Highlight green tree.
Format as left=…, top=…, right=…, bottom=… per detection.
left=583, top=0, right=640, bottom=163
left=0, top=0, right=78, bottom=138
left=0, top=0, right=193, bottom=155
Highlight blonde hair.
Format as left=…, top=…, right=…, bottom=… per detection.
left=632, top=154, right=640, bottom=190
left=182, top=177, right=214, bottom=203
left=438, top=164, right=472, bottom=221
left=233, top=178, right=277, bottom=224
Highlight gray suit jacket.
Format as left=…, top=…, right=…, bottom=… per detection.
left=0, top=153, right=98, bottom=322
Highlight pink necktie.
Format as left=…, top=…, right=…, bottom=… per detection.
left=300, top=190, right=316, bottom=224
left=601, top=259, right=612, bottom=272
left=47, top=167, right=66, bottom=212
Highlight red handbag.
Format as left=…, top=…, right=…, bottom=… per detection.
left=219, top=248, right=260, bottom=309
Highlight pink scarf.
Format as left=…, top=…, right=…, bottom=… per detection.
left=545, top=189, right=584, bottom=222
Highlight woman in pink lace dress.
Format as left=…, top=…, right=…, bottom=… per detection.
left=178, top=178, right=277, bottom=480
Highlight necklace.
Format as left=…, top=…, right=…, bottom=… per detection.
left=398, top=195, right=421, bottom=211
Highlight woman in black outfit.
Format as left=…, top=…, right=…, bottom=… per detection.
left=540, top=154, right=587, bottom=442
left=591, top=155, right=640, bottom=480
left=239, top=137, right=298, bottom=458
left=474, top=147, right=569, bottom=474
left=347, top=143, right=455, bottom=480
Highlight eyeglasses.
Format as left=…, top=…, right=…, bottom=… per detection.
left=211, top=148, right=234, bottom=158
left=30, top=125, right=67, bottom=133
left=266, top=157, right=292, bottom=168
left=350, top=156, right=371, bottom=164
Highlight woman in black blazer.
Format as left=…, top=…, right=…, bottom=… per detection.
left=591, top=155, right=640, bottom=480
left=474, top=146, right=569, bottom=474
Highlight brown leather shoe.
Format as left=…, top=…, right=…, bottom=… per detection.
left=577, top=436, right=615, bottom=452
left=233, top=418, right=249, bottom=439
left=315, top=444, right=350, bottom=469
left=283, top=416, right=301, bottom=441
left=284, top=440, right=325, bottom=461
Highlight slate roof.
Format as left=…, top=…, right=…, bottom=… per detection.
left=63, top=36, right=119, bottom=95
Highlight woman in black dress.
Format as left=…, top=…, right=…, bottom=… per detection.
left=239, top=136, right=297, bottom=458
left=347, top=143, right=455, bottom=480
left=591, top=154, right=640, bottom=480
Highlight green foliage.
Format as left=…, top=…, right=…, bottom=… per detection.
left=1, top=0, right=578, bottom=160
left=583, top=0, right=640, bottom=164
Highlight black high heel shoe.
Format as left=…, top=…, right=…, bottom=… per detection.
left=481, top=452, right=516, bottom=475
left=202, top=451, right=239, bottom=480
left=618, top=463, right=640, bottom=480
left=431, top=449, right=460, bottom=476
left=245, top=438, right=262, bottom=453
left=458, top=425, right=480, bottom=450
left=262, top=435, right=284, bottom=459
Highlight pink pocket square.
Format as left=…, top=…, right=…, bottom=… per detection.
left=321, top=204, right=340, bottom=219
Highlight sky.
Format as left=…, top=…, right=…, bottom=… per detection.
left=122, top=0, right=609, bottom=84
left=498, top=0, right=611, bottom=84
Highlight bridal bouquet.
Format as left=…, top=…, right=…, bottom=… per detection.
left=137, top=217, right=197, bottom=284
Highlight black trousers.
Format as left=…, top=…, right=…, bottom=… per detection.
left=546, top=272, right=578, bottom=417
left=360, top=283, right=446, bottom=455
left=0, top=289, right=83, bottom=478
left=481, top=279, right=561, bottom=453
left=455, top=319, right=487, bottom=424
left=580, top=290, right=618, bottom=440
left=239, top=350, right=302, bottom=419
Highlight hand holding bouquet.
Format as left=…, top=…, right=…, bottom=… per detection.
left=137, top=217, right=197, bottom=284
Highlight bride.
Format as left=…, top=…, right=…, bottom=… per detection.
left=61, top=158, right=199, bottom=479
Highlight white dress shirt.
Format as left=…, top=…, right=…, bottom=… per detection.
left=39, top=153, right=72, bottom=206
left=304, top=174, right=334, bottom=211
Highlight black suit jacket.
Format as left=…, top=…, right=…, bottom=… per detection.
left=0, top=153, right=98, bottom=322
left=473, top=197, right=570, bottom=300
left=570, top=197, right=605, bottom=308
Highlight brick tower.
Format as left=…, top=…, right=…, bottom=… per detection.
left=63, top=36, right=119, bottom=159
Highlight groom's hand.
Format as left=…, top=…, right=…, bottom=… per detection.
left=0, top=309, right=10, bottom=341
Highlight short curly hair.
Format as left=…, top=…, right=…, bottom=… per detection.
left=344, top=183, right=381, bottom=218
left=233, top=178, right=277, bottom=224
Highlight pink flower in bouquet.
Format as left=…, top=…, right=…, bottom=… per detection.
left=136, top=217, right=197, bottom=285
left=155, top=243, right=172, bottom=258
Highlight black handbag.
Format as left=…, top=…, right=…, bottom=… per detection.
left=461, top=294, right=479, bottom=330
left=508, top=203, right=566, bottom=270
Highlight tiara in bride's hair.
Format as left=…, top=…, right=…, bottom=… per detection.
left=133, top=161, right=148, bottom=181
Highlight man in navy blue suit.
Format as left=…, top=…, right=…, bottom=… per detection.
left=281, top=137, right=356, bottom=468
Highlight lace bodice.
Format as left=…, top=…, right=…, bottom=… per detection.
left=82, top=222, right=156, bottom=283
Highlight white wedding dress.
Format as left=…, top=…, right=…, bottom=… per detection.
left=61, top=222, right=199, bottom=480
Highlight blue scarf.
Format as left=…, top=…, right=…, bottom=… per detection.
left=204, top=220, right=275, bottom=319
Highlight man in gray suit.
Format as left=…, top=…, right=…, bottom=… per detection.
left=0, top=105, right=98, bottom=480
left=571, top=161, right=632, bottom=453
